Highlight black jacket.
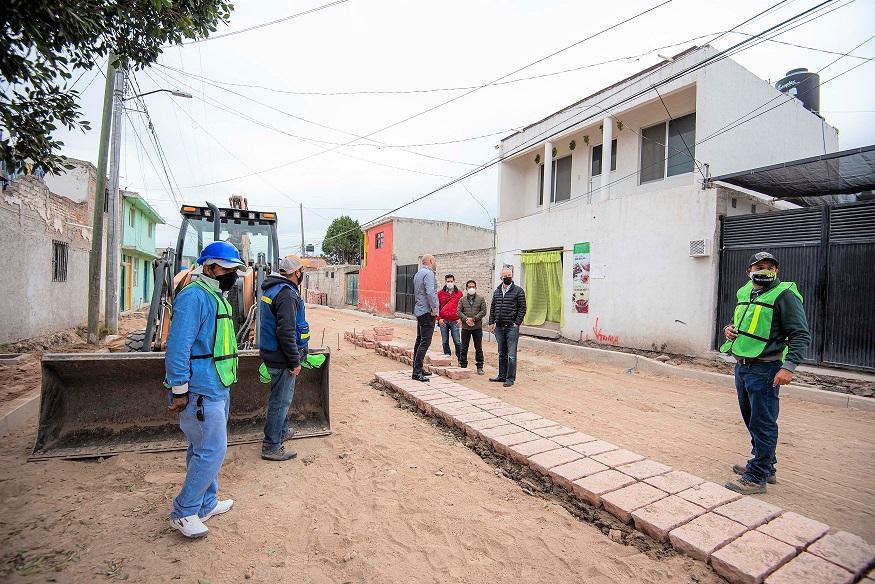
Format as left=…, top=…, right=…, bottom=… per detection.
left=259, top=274, right=303, bottom=370
left=489, top=283, right=527, bottom=326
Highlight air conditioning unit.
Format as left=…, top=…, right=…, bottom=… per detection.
left=689, top=239, right=711, bottom=257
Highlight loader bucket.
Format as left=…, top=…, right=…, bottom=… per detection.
left=30, top=348, right=330, bottom=461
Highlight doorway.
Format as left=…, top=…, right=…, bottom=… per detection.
left=521, top=249, right=563, bottom=326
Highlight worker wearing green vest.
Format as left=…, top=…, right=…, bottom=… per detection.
left=721, top=251, right=810, bottom=495
left=165, top=241, right=245, bottom=538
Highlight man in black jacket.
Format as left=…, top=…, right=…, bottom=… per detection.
left=488, top=266, right=526, bottom=387
left=258, top=255, right=311, bottom=461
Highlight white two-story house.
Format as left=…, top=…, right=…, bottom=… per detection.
left=495, top=45, right=838, bottom=356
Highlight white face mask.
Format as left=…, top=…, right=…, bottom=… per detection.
left=446, top=282, right=455, bottom=289
left=467, top=287, right=476, bottom=296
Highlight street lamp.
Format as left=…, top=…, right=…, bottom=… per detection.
left=123, top=88, right=193, bottom=102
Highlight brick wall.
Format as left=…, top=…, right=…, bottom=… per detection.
left=303, top=265, right=360, bottom=308
left=434, top=247, right=496, bottom=317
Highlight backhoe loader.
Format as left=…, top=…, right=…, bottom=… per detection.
left=31, top=197, right=330, bottom=460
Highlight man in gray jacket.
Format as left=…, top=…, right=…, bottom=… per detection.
left=457, top=279, right=487, bottom=375
left=411, top=255, right=439, bottom=382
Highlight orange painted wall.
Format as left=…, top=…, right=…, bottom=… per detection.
left=358, top=220, right=394, bottom=313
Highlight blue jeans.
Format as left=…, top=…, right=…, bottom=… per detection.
left=494, top=324, right=520, bottom=382
left=439, top=319, right=462, bottom=358
left=263, top=367, right=297, bottom=452
left=735, top=361, right=782, bottom=484
left=172, top=393, right=230, bottom=520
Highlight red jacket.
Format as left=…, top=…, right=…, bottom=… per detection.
left=438, top=286, right=463, bottom=321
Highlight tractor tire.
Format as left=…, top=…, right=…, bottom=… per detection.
left=124, top=329, right=147, bottom=352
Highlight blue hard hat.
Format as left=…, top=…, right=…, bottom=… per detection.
left=197, top=240, right=245, bottom=269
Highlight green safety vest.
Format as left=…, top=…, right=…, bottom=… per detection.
left=720, top=280, right=803, bottom=358
left=185, top=278, right=239, bottom=387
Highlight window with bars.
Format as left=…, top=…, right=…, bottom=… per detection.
left=52, top=241, right=68, bottom=282
left=375, top=231, right=384, bottom=249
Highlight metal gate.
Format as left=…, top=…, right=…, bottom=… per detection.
left=717, top=200, right=875, bottom=370
left=346, top=272, right=359, bottom=305
left=395, top=264, right=417, bottom=314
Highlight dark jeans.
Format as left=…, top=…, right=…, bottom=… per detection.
left=412, top=313, right=436, bottom=376
left=460, top=328, right=484, bottom=369
left=263, top=367, right=297, bottom=452
left=494, top=324, right=519, bottom=382
left=735, top=361, right=782, bottom=484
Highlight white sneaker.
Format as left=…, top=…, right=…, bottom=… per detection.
left=170, top=514, right=209, bottom=538
left=201, top=499, right=234, bottom=522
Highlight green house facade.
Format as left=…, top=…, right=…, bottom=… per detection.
left=120, top=191, right=165, bottom=311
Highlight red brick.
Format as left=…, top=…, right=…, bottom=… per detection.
left=548, top=457, right=609, bottom=490
left=517, top=418, right=560, bottom=430
left=644, top=470, right=705, bottom=494
left=445, top=367, right=473, bottom=380
left=527, top=448, right=584, bottom=475
left=765, top=552, right=854, bottom=584
left=591, top=449, right=645, bottom=468
left=501, top=412, right=541, bottom=424
left=491, top=430, right=540, bottom=455
left=552, top=432, right=598, bottom=447
left=425, top=352, right=452, bottom=366
left=571, top=470, right=637, bottom=506
left=569, top=440, right=618, bottom=456
left=632, top=496, right=707, bottom=542
left=466, top=417, right=510, bottom=431
left=808, top=531, right=875, bottom=577
left=479, top=424, right=525, bottom=440
left=668, top=512, right=748, bottom=562
left=616, top=459, right=672, bottom=480
left=713, top=497, right=783, bottom=529
left=600, top=482, right=668, bottom=524
left=454, top=411, right=495, bottom=424
left=531, top=425, right=577, bottom=438
left=676, top=482, right=742, bottom=511
left=711, top=530, right=797, bottom=584
left=468, top=398, right=503, bottom=406
left=507, top=438, right=561, bottom=464
left=487, top=406, right=526, bottom=416
left=757, top=512, right=830, bottom=551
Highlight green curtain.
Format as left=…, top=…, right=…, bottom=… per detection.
left=521, top=251, right=563, bottom=326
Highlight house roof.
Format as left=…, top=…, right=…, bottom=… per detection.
left=361, top=215, right=493, bottom=233
left=123, top=191, right=165, bottom=224
left=709, top=145, right=875, bottom=198
left=501, top=45, right=704, bottom=143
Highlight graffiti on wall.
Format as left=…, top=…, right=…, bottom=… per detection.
left=571, top=242, right=590, bottom=313
left=580, top=317, right=621, bottom=345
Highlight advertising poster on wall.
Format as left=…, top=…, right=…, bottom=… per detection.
left=572, top=242, right=591, bottom=314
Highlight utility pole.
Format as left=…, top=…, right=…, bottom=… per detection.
left=104, top=67, right=126, bottom=335
left=86, top=54, right=117, bottom=344
left=299, top=203, right=305, bottom=256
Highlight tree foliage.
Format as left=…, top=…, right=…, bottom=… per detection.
left=322, top=215, right=363, bottom=265
left=1, top=0, right=234, bottom=174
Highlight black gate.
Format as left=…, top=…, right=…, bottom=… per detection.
left=717, top=200, right=875, bottom=370
left=395, top=264, right=417, bottom=314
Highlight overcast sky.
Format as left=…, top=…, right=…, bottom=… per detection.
left=53, top=0, right=875, bottom=251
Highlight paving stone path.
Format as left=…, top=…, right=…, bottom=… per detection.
left=374, top=370, right=875, bottom=584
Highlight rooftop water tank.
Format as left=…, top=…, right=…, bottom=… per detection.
left=775, top=68, right=820, bottom=114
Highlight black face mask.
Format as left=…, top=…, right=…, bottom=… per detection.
left=216, top=272, right=238, bottom=292
left=502, top=277, right=512, bottom=285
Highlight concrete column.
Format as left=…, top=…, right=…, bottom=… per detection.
left=599, top=117, right=613, bottom=202
left=543, top=141, right=553, bottom=209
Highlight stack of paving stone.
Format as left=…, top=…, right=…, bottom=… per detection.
left=343, top=331, right=474, bottom=379
left=374, top=370, right=875, bottom=584
left=305, top=289, right=328, bottom=305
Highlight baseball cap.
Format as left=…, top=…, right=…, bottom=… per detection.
left=278, top=254, right=313, bottom=274
left=748, top=251, right=779, bottom=267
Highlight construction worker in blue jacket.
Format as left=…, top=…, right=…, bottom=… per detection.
left=165, top=240, right=245, bottom=539
left=259, top=254, right=311, bottom=461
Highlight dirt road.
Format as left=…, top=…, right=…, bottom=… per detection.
left=0, top=306, right=871, bottom=583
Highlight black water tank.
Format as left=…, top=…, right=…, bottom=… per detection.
left=775, top=68, right=820, bottom=114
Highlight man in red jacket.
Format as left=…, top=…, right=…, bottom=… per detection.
left=437, top=274, right=463, bottom=361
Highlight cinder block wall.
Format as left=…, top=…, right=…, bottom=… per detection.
left=303, top=265, right=360, bottom=308
left=433, top=247, right=495, bottom=322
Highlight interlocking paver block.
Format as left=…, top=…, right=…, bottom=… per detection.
left=424, top=352, right=452, bottom=366
left=466, top=417, right=511, bottom=431
left=572, top=470, right=637, bottom=506
left=592, top=448, right=646, bottom=468
left=479, top=424, right=524, bottom=439
left=570, top=440, right=618, bottom=456
left=616, top=459, right=672, bottom=480
left=531, top=425, right=577, bottom=438
left=487, top=406, right=526, bottom=416
left=548, top=457, right=609, bottom=490
left=632, top=495, right=707, bottom=542
left=669, top=511, right=748, bottom=562
left=517, top=418, right=560, bottom=430
left=527, top=448, right=584, bottom=475
left=711, top=530, right=797, bottom=584
left=477, top=402, right=511, bottom=411
left=808, top=531, right=875, bottom=577
left=469, top=398, right=503, bottom=406
left=552, top=432, right=597, bottom=447
left=507, top=438, right=561, bottom=463
left=600, top=482, right=668, bottom=524
left=676, top=482, right=742, bottom=511
left=502, top=412, right=542, bottom=424
left=444, top=367, right=473, bottom=380
left=765, top=552, right=854, bottom=584
left=757, top=512, right=830, bottom=551
left=490, top=430, right=540, bottom=455
left=454, top=411, right=495, bottom=424
left=714, top=497, right=783, bottom=529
